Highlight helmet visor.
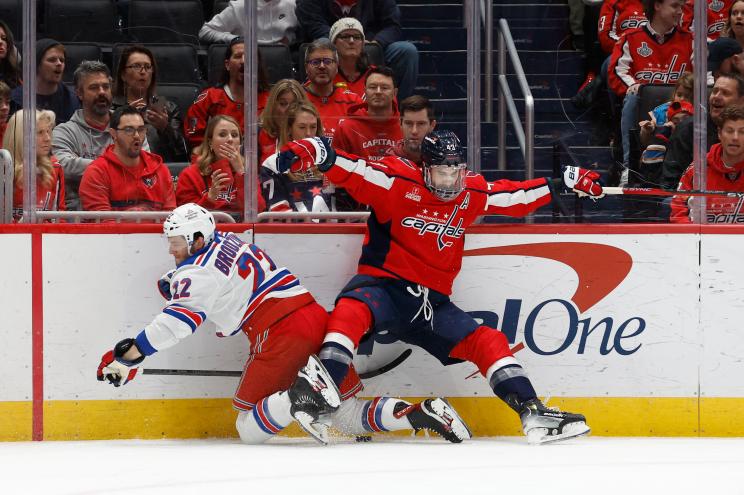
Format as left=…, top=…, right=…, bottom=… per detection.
left=425, top=163, right=466, bottom=201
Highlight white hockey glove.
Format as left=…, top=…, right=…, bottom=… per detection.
left=562, top=166, right=605, bottom=199
left=97, top=338, right=145, bottom=387
left=157, top=269, right=176, bottom=300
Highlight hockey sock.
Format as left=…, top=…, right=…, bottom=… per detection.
left=450, top=326, right=537, bottom=409
left=320, top=298, right=372, bottom=387
left=235, top=391, right=294, bottom=444
left=331, top=397, right=413, bottom=435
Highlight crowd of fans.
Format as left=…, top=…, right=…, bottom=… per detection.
left=6, top=0, right=744, bottom=224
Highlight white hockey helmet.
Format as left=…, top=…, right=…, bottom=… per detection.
left=163, top=203, right=216, bottom=252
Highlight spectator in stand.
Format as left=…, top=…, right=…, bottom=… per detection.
left=261, top=101, right=335, bottom=213
left=5, top=109, right=65, bottom=222
left=334, top=65, right=401, bottom=161
left=185, top=37, right=270, bottom=150
left=112, top=45, right=188, bottom=162
left=638, top=72, right=693, bottom=148
left=393, top=94, right=437, bottom=165
left=199, top=0, right=299, bottom=46
left=0, top=80, right=11, bottom=144
left=302, top=40, right=361, bottom=142
left=296, top=0, right=419, bottom=100
left=176, top=114, right=266, bottom=215
left=0, top=20, right=21, bottom=89
left=608, top=0, right=692, bottom=185
left=330, top=17, right=373, bottom=98
left=708, top=36, right=744, bottom=82
left=53, top=61, right=115, bottom=210
left=11, top=39, right=79, bottom=124
left=707, top=0, right=737, bottom=40
left=662, top=73, right=744, bottom=189
left=723, top=0, right=744, bottom=46
left=671, top=105, right=744, bottom=223
left=79, top=105, right=174, bottom=213
left=258, top=78, right=308, bottom=163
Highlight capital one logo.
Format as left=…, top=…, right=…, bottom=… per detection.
left=357, top=242, right=640, bottom=376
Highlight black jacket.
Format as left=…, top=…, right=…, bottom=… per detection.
left=661, top=114, right=719, bottom=189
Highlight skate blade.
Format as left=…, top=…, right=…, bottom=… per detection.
left=430, top=398, right=472, bottom=442
left=526, top=422, right=591, bottom=445
left=294, top=411, right=330, bottom=445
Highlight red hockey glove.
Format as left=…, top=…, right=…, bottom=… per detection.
left=97, top=338, right=145, bottom=387
left=277, top=137, right=336, bottom=174
left=562, top=166, right=604, bottom=199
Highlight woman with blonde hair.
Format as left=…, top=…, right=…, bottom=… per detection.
left=176, top=114, right=265, bottom=215
left=5, top=109, right=65, bottom=221
left=261, top=101, right=336, bottom=214
left=258, top=78, right=308, bottom=163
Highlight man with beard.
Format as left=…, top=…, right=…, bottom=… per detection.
left=53, top=61, right=149, bottom=211
left=10, top=39, right=79, bottom=123
left=393, top=94, right=437, bottom=166
left=671, top=105, right=744, bottom=222
left=333, top=65, right=401, bottom=161
left=662, top=73, right=744, bottom=189
left=302, top=40, right=361, bottom=142
left=185, top=37, right=248, bottom=150
left=79, top=105, right=175, bottom=214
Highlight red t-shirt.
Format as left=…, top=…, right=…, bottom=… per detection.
left=333, top=67, right=373, bottom=99
left=333, top=102, right=403, bottom=162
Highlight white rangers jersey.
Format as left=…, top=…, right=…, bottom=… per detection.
left=134, top=231, right=313, bottom=356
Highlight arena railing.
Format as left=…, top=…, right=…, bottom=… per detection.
left=0, top=149, right=12, bottom=223
left=257, top=212, right=370, bottom=223
left=496, top=18, right=534, bottom=180
left=35, top=211, right=236, bottom=223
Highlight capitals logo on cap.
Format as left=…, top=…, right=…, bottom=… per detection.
left=637, top=42, right=652, bottom=58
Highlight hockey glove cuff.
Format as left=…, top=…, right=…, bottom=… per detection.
left=277, top=137, right=336, bottom=174
left=562, top=166, right=604, bottom=199
left=97, top=338, right=145, bottom=387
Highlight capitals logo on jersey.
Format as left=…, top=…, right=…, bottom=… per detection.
left=400, top=193, right=470, bottom=251
left=634, top=54, right=688, bottom=85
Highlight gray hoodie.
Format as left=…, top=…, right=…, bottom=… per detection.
left=52, top=109, right=149, bottom=210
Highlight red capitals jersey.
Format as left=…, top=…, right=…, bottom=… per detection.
left=333, top=67, right=373, bottom=98
left=598, top=0, right=648, bottom=54
left=304, top=84, right=362, bottom=143
left=175, top=158, right=267, bottom=213
left=334, top=102, right=403, bottom=162
left=79, top=145, right=176, bottom=213
left=680, top=0, right=733, bottom=40
left=322, top=151, right=553, bottom=295
left=12, top=156, right=65, bottom=222
left=608, top=25, right=693, bottom=97
left=671, top=143, right=744, bottom=223
left=185, top=87, right=268, bottom=149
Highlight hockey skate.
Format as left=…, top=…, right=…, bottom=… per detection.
left=396, top=398, right=472, bottom=443
left=288, top=354, right=341, bottom=445
left=518, top=398, right=590, bottom=445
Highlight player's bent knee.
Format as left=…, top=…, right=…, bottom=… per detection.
left=235, top=410, right=273, bottom=445
left=325, top=298, right=372, bottom=348
left=450, top=325, right=512, bottom=376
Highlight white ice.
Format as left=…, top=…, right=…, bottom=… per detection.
left=3, top=436, right=744, bottom=494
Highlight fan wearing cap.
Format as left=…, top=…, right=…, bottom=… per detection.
left=10, top=38, right=80, bottom=124
left=709, top=36, right=744, bottom=82
left=330, top=17, right=373, bottom=98
left=273, top=130, right=603, bottom=444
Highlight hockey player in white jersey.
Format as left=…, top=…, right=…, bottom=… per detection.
left=97, top=203, right=470, bottom=445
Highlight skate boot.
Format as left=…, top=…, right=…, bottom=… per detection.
left=518, top=398, right=590, bottom=445
left=395, top=398, right=472, bottom=443
left=288, top=354, right=341, bottom=445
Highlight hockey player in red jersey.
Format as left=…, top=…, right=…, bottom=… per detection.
left=97, top=203, right=470, bottom=445
left=276, top=131, right=603, bottom=444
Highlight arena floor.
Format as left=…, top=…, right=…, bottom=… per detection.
left=4, top=436, right=743, bottom=494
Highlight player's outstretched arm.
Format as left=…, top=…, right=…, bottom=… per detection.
left=562, top=165, right=605, bottom=199
left=97, top=338, right=145, bottom=387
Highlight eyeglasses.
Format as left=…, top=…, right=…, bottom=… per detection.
left=337, top=34, right=363, bottom=42
left=126, top=63, right=153, bottom=72
left=116, top=126, right=147, bottom=136
left=307, top=57, right=336, bottom=67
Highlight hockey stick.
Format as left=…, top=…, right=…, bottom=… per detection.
left=141, top=349, right=413, bottom=379
left=601, top=186, right=744, bottom=198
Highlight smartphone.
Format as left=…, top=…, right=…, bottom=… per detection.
left=148, top=95, right=165, bottom=113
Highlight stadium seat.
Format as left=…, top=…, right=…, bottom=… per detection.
left=61, top=43, right=103, bottom=84
left=297, top=42, right=384, bottom=82
left=43, top=0, right=121, bottom=43
left=113, top=43, right=202, bottom=85
left=156, top=83, right=201, bottom=121
left=207, top=43, right=293, bottom=87
left=635, top=84, right=675, bottom=123
left=127, top=0, right=204, bottom=45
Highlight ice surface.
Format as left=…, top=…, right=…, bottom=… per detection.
left=3, top=436, right=744, bottom=494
